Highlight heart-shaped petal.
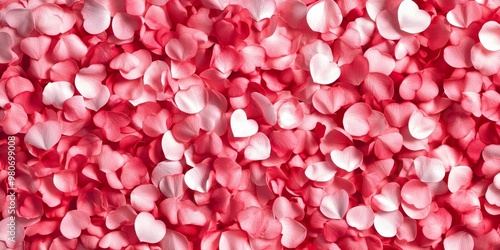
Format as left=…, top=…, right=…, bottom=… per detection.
left=306, top=0, right=343, bottom=33
left=280, top=218, right=307, bottom=248
left=42, top=81, right=75, bottom=109
left=446, top=1, right=482, bottom=29
left=20, top=36, right=51, bottom=60
left=346, top=205, right=375, bottom=230
left=401, top=179, right=432, bottom=209
left=81, top=0, right=110, bottom=34
left=174, top=85, right=208, bottom=114
left=112, top=13, right=142, bottom=40
left=443, top=231, right=474, bottom=250
left=251, top=92, right=277, bottom=125
left=374, top=210, right=403, bottom=238
left=330, top=146, right=363, bottom=172
left=244, top=132, right=271, bottom=161
left=25, top=121, right=62, bottom=150
left=242, top=0, right=276, bottom=21
left=135, top=212, right=166, bottom=244
left=479, top=21, right=500, bottom=52
left=305, top=161, right=337, bottom=182
left=408, top=110, right=436, bottom=139
left=162, top=129, right=188, bottom=161
left=75, top=64, right=106, bottom=98
left=310, top=54, right=341, bottom=85
left=414, top=156, right=445, bottom=183
left=448, top=166, right=473, bottom=193
left=231, top=109, right=258, bottom=138
left=165, top=34, right=198, bottom=61
left=5, top=9, right=34, bottom=37
left=397, top=0, right=431, bottom=34
left=443, top=37, right=475, bottom=68
left=320, top=189, right=349, bottom=219
left=131, top=184, right=160, bottom=212
left=184, top=163, right=213, bottom=193
left=372, top=182, right=401, bottom=212
left=471, top=43, right=500, bottom=76
left=32, top=4, right=64, bottom=36
left=60, top=210, right=90, bottom=239
left=106, top=205, right=137, bottom=230
left=343, top=103, right=372, bottom=136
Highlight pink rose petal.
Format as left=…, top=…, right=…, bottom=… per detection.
left=135, top=212, right=166, bottom=244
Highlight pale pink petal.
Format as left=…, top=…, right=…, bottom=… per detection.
left=280, top=218, right=307, bottom=248
left=446, top=1, right=482, bottom=28
left=135, top=212, right=166, bottom=244
left=374, top=210, right=403, bottom=238
left=364, top=48, right=395, bottom=75
left=471, top=43, right=500, bottom=76
left=448, top=166, right=473, bottom=193
left=310, top=54, right=340, bottom=84
left=174, top=85, right=208, bottom=114
left=305, top=161, right=337, bottom=182
left=408, top=110, right=436, bottom=139
left=84, top=85, right=110, bottom=111
left=306, top=0, right=343, bottom=33
left=396, top=217, right=417, bottom=242
left=372, top=182, right=401, bottom=212
left=53, top=170, right=77, bottom=192
left=5, top=8, right=34, bottom=37
left=25, top=121, right=62, bottom=150
left=201, top=0, right=230, bottom=10
left=60, top=210, right=91, bottom=239
left=0, top=103, right=28, bottom=135
left=112, top=13, right=142, bottom=40
left=244, top=132, right=271, bottom=161
left=231, top=109, right=258, bottom=138
left=479, top=21, right=500, bottom=51
left=219, top=231, right=251, bottom=250
left=320, top=189, right=349, bottom=219
left=75, top=64, right=106, bottom=99
left=346, top=205, right=374, bottom=230
left=105, top=205, right=137, bottom=230
left=20, top=36, right=51, bottom=60
left=32, top=4, right=64, bottom=35
left=99, top=231, right=129, bottom=249
left=485, top=183, right=500, bottom=206
left=131, top=184, right=160, bottom=212
left=343, top=103, right=372, bottom=136
left=42, top=81, right=74, bottom=109
left=53, top=34, right=88, bottom=61
left=151, top=161, right=183, bottom=187
left=160, top=229, right=189, bottom=250
left=414, top=156, right=446, bottom=183
left=397, top=0, right=431, bottom=34
left=81, top=0, right=110, bottom=34
left=443, top=37, right=475, bottom=68
left=162, top=131, right=186, bottom=161
left=184, top=163, right=213, bottom=193
left=276, top=99, right=303, bottom=129
left=241, top=0, right=276, bottom=21
left=401, top=179, right=432, bottom=209
left=251, top=92, right=277, bottom=125
left=330, top=146, right=363, bottom=172
left=376, top=10, right=402, bottom=40
left=159, top=174, right=186, bottom=199
left=444, top=231, right=474, bottom=250
left=165, top=34, right=198, bottom=61
left=272, top=197, right=304, bottom=220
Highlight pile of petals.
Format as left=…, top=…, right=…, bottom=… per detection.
left=1, top=0, right=500, bottom=249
